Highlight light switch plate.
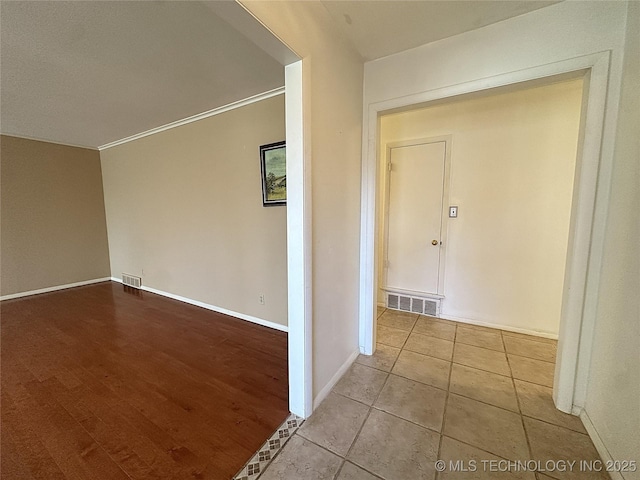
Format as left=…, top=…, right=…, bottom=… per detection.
left=449, top=206, right=458, bottom=218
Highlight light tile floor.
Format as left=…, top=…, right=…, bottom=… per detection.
left=255, top=309, right=606, bottom=480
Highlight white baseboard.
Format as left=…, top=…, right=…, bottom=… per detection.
left=313, top=349, right=360, bottom=410
left=439, top=313, right=558, bottom=340
left=580, top=409, right=622, bottom=480
left=110, top=277, right=288, bottom=333
left=0, top=277, right=111, bottom=301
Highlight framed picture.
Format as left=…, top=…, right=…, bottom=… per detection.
left=260, top=141, right=286, bottom=206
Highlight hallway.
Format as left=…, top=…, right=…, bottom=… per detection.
left=253, top=309, right=605, bottom=480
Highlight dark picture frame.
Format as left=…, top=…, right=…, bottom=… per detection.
left=260, top=141, right=286, bottom=206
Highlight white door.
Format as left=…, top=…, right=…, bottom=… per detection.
left=385, top=141, right=446, bottom=295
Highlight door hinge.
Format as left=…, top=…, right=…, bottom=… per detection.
left=388, top=162, right=392, bottom=172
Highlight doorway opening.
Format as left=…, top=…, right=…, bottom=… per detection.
left=373, top=78, right=584, bottom=409
left=359, top=52, right=612, bottom=415
left=378, top=78, right=583, bottom=335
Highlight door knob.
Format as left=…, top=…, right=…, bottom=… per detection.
left=432, top=240, right=439, bottom=246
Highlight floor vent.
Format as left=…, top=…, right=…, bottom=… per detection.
left=386, top=291, right=440, bottom=316
left=122, top=273, right=142, bottom=289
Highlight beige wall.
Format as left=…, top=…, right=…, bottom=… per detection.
left=378, top=79, right=583, bottom=336
left=100, top=95, right=288, bottom=327
left=241, top=2, right=364, bottom=401
left=0, top=135, right=111, bottom=296
left=363, top=0, right=634, bottom=466
left=584, top=2, right=640, bottom=476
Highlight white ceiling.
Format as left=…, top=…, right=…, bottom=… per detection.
left=320, top=0, right=560, bottom=61
left=0, top=1, right=289, bottom=148
left=1, top=1, right=563, bottom=149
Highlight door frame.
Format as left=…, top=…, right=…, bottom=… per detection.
left=358, top=52, right=611, bottom=414
left=381, top=136, right=452, bottom=299
left=285, top=60, right=313, bottom=418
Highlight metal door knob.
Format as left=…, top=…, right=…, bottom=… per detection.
left=432, top=240, right=439, bottom=246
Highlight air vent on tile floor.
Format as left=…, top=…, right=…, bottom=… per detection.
left=386, top=291, right=440, bottom=316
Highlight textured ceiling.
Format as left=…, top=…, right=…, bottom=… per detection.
left=1, top=1, right=563, bottom=149
left=0, top=1, right=288, bottom=148
left=320, top=0, right=560, bottom=61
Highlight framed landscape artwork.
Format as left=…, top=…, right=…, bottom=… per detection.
left=260, top=141, right=286, bottom=206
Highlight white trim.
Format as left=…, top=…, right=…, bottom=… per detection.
left=382, top=286, right=445, bottom=299
left=570, top=50, right=624, bottom=412
left=110, top=277, right=287, bottom=333
left=284, top=61, right=313, bottom=418
left=313, top=349, right=360, bottom=410
left=0, top=133, right=98, bottom=151
left=0, top=277, right=111, bottom=301
left=98, top=87, right=285, bottom=151
left=553, top=52, right=613, bottom=413
left=439, top=314, right=559, bottom=340
left=359, top=52, right=612, bottom=415
left=358, top=109, right=381, bottom=355
left=580, top=409, right=623, bottom=480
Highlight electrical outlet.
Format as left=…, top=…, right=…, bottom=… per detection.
left=259, top=294, right=265, bottom=305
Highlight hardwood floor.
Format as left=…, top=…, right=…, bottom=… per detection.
left=0, top=281, right=289, bottom=480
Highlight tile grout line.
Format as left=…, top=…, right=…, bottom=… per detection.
left=438, top=433, right=530, bottom=465
left=391, top=316, right=559, bottom=476
left=375, top=344, right=555, bottom=390
left=334, top=406, right=384, bottom=480
left=398, top=329, right=561, bottom=473
left=342, top=346, right=395, bottom=459
left=382, top=330, right=556, bottom=376
left=371, top=317, right=559, bottom=413
left=354, top=323, right=583, bottom=453
left=457, top=339, right=556, bottom=365
left=377, top=311, right=420, bottom=349
left=393, top=313, right=420, bottom=363
left=333, top=459, right=347, bottom=479
left=501, top=331, right=559, bottom=345
left=302, top=408, right=556, bottom=479
left=378, top=313, right=436, bottom=476
left=332, top=374, right=388, bottom=479
left=435, top=328, right=565, bottom=467
left=290, top=430, right=383, bottom=479
left=331, top=307, right=396, bottom=480
left=286, top=430, right=387, bottom=479
left=338, top=312, right=420, bottom=479
left=453, top=355, right=554, bottom=388
left=519, top=414, right=592, bottom=436
left=435, top=323, right=457, bottom=480
left=502, top=329, right=540, bottom=476
left=257, top=315, right=559, bottom=480
left=507, top=351, right=557, bottom=365
left=331, top=386, right=576, bottom=443
left=265, top=307, right=389, bottom=479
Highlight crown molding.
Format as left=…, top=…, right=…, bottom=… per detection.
left=98, top=87, right=285, bottom=151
